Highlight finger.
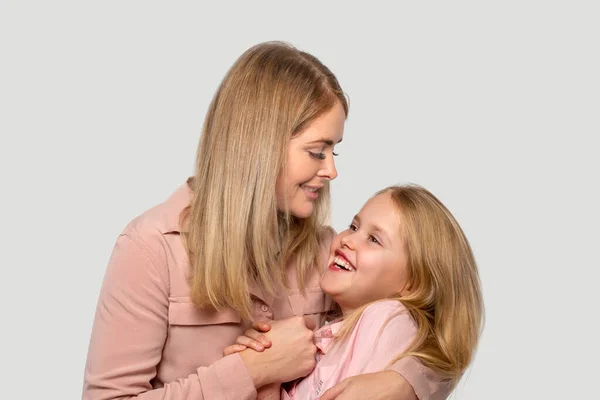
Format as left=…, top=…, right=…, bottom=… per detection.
left=223, top=344, right=247, bottom=356
left=303, top=316, right=317, bottom=331
left=244, top=329, right=272, bottom=347
left=319, top=380, right=347, bottom=400
left=236, top=335, right=266, bottom=351
left=253, top=321, right=272, bottom=333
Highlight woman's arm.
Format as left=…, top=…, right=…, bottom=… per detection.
left=84, top=231, right=319, bottom=400
left=83, top=233, right=256, bottom=400
left=319, top=371, right=417, bottom=400
left=385, top=358, right=452, bottom=400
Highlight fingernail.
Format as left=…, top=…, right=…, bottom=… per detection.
left=257, top=344, right=264, bottom=350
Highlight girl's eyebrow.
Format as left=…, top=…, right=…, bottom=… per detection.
left=353, top=215, right=390, bottom=243
left=371, top=225, right=390, bottom=243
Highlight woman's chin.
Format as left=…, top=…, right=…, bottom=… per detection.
left=288, top=203, right=314, bottom=219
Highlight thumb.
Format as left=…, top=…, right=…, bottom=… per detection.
left=303, top=316, right=317, bottom=331
left=253, top=321, right=272, bottom=332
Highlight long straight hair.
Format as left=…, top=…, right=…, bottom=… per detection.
left=335, top=185, right=484, bottom=385
left=182, top=42, right=348, bottom=321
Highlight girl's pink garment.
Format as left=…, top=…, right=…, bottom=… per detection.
left=284, top=300, right=450, bottom=400
left=83, top=184, right=449, bottom=400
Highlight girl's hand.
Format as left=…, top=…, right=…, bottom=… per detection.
left=223, top=321, right=272, bottom=356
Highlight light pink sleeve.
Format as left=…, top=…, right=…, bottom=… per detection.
left=83, top=233, right=256, bottom=400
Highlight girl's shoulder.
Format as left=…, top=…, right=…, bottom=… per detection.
left=360, top=300, right=413, bottom=328
left=364, top=299, right=407, bottom=314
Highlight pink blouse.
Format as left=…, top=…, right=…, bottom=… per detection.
left=285, top=300, right=450, bottom=400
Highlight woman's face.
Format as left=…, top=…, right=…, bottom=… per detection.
left=275, top=101, right=345, bottom=218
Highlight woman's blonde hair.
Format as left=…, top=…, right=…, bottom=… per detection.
left=182, top=41, right=348, bottom=321
left=336, top=184, right=484, bottom=385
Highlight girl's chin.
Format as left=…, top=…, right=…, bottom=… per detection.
left=321, top=289, right=345, bottom=308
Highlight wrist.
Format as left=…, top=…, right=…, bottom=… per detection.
left=240, top=349, right=271, bottom=388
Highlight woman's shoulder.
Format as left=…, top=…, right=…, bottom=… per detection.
left=122, top=183, right=191, bottom=236
left=317, top=225, right=336, bottom=249
left=315, top=226, right=336, bottom=272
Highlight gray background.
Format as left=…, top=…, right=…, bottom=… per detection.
left=1, top=1, right=598, bottom=398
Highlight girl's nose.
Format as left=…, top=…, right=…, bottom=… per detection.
left=340, top=231, right=355, bottom=250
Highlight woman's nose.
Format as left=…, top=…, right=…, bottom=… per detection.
left=318, top=155, right=338, bottom=181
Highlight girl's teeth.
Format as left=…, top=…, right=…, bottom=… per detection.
left=333, top=256, right=355, bottom=271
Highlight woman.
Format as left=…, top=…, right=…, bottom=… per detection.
left=83, top=41, right=448, bottom=400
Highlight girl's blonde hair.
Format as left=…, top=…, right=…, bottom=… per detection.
left=336, top=184, right=484, bottom=385
left=182, top=41, right=348, bottom=321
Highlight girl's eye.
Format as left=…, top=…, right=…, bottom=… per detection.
left=308, top=151, right=326, bottom=160
left=369, top=235, right=380, bottom=245
left=349, top=224, right=358, bottom=232
left=333, top=152, right=339, bottom=157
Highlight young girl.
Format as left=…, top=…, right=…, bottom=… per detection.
left=227, top=184, right=484, bottom=400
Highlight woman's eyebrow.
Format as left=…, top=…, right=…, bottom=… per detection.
left=307, top=138, right=343, bottom=145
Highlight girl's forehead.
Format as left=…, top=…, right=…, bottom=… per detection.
left=359, top=194, right=403, bottom=229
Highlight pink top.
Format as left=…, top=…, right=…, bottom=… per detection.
left=286, top=300, right=434, bottom=400
left=83, top=183, right=449, bottom=400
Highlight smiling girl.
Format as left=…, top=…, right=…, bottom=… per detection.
left=227, top=184, right=484, bottom=400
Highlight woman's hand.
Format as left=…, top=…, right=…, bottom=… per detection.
left=256, top=382, right=281, bottom=400
left=240, top=316, right=317, bottom=388
left=319, top=371, right=417, bottom=400
left=223, top=321, right=272, bottom=356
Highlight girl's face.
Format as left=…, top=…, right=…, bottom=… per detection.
left=275, top=101, right=345, bottom=218
left=320, top=192, right=410, bottom=314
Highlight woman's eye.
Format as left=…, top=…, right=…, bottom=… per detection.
left=308, top=151, right=326, bottom=160
left=333, top=151, right=339, bottom=157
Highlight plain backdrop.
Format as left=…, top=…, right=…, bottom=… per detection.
left=1, top=1, right=598, bottom=399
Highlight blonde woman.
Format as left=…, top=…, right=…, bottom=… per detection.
left=227, top=185, right=484, bottom=400
left=83, top=42, right=447, bottom=400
